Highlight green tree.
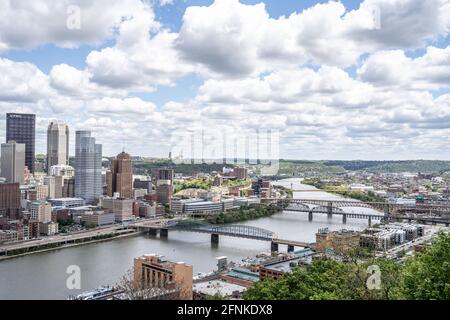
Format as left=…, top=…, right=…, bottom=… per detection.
left=244, top=256, right=404, bottom=300
left=244, top=258, right=356, bottom=300
left=244, top=233, right=450, bottom=300
left=400, top=232, right=450, bottom=300
left=205, top=293, right=228, bottom=300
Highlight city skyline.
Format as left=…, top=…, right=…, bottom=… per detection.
left=0, top=0, right=449, bottom=160
left=1, top=0, right=449, bottom=305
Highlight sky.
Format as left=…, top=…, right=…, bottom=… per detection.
left=0, top=0, right=450, bottom=160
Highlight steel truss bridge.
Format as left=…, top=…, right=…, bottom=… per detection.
left=271, top=198, right=450, bottom=225
left=263, top=197, right=450, bottom=214
left=164, top=220, right=274, bottom=241
left=137, top=220, right=312, bottom=252
left=285, top=198, right=450, bottom=215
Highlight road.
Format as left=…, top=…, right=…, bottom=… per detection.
left=0, top=216, right=184, bottom=254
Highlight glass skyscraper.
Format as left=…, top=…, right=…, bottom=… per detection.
left=75, top=131, right=102, bottom=204
left=6, top=113, right=36, bottom=173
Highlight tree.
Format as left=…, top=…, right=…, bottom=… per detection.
left=116, top=269, right=181, bottom=300
left=244, top=258, right=357, bottom=300
left=244, top=232, right=450, bottom=301
left=205, top=293, right=228, bottom=300
left=244, top=256, right=404, bottom=300
left=400, top=232, right=450, bottom=300
left=360, top=258, right=402, bottom=300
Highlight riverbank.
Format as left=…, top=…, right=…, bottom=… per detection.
left=0, top=230, right=139, bottom=261
left=206, top=201, right=290, bottom=225
left=302, top=178, right=385, bottom=202
left=274, top=185, right=293, bottom=198
left=0, top=178, right=379, bottom=299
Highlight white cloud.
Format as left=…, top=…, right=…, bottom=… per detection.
left=176, top=0, right=450, bottom=77
left=358, top=45, right=450, bottom=90
left=87, top=97, right=157, bottom=115
left=0, top=58, right=51, bottom=102
left=86, top=7, right=192, bottom=91
left=177, top=0, right=270, bottom=77
left=197, top=66, right=374, bottom=108
left=157, top=0, right=174, bottom=6
left=349, top=0, right=450, bottom=48
left=0, top=0, right=155, bottom=51
left=1, top=0, right=450, bottom=159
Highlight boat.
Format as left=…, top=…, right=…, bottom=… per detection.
left=70, top=286, right=115, bottom=300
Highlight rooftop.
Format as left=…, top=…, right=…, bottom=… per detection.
left=263, top=256, right=312, bottom=273
left=49, top=198, right=84, bottom=202
left=226, top=268, right=260, bottom=283
left=193, top=280, right=247, bottom=297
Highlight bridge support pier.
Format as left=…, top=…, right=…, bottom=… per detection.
left=368, top=216, right=372, bottom=228
left=148, top=229, right=157, bottom=236
left=211, top=233, right=219, bottom=244
left=327, top=202, right=333, bottom=218
left=160, top=229, right=169, bottom=238
left=308, top=211, right=313, bottom=222
left=287, top=245, right=295, bottom=253
left=342, top=214, right=347, bottom=224
left=271, top=242, right=279, bottom=253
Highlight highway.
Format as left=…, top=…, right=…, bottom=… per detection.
left=0, top=217, right=179, bottom=254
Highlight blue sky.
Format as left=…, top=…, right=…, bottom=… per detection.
left=2, top=0, right=367, bottom=106
left=1, top=0, right=370, bottom=106
left=3, top=0, right=448, bottom=108
left=0, top=0, right=450, bottom=159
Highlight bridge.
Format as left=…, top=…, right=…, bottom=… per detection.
left=137, top=220, right=313, bottom=252
left=284, top=202, right=386, bottom=225
left=166, top=220, right=274, bottom=241
left=265, top=196, right=450, bottom=215
left=281, top=200, right=450, bottom=226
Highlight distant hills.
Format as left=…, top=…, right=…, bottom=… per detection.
left=321, top=160, right=450, bottom=173
left=126, top=158, right=450, bottom=176
left=279, top=160, right=450, bottom=175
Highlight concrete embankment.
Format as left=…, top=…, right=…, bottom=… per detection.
left=0, top=230, right=140, bottom=261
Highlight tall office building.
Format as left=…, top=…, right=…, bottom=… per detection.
left=156, top=184, right=173, bottom=205
left=63, top=178, right=75, bottom=198
left=43, top=176, right=59, bottom=199
left=157, top=168, right=174, bottom=183
left=233, top=166, right=248, bottom=180
left=47, top=121, right=69, bottom=172
left=134, top=254, right=193, bottom=300
left=1, top=141, right=25, bottom=184
left=0, top=183, right=21, bottom=219
left=75, top=131, right=102, bottom=204
left=30, top=201, right=52, bottom=223
left=6, top=113, right=35, bottom=173
left=106, top=151, right=133, bottom=198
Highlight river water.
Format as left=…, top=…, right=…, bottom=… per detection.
left=0, top=179, right=381, bottom=300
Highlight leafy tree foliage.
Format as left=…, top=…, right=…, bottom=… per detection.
left=244, top=232, right=450, bottom=300
left=400, top=232, right=450, bottom=300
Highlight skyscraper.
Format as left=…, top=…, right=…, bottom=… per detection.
left=157, top=168, right=174, bottom=183
left=106, top=151, right=133, bottom=198
left=1, top=141, right=25, bottom=184
left=75, top=131, right=102, bottom=204
left=6, top=113, right=36, bottom=173
left=47, top=121, right=69, bottom=172
left=0, top=183, right=21, bottom=219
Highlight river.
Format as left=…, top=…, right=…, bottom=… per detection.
left=0, top=178, right=381, bottom=300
